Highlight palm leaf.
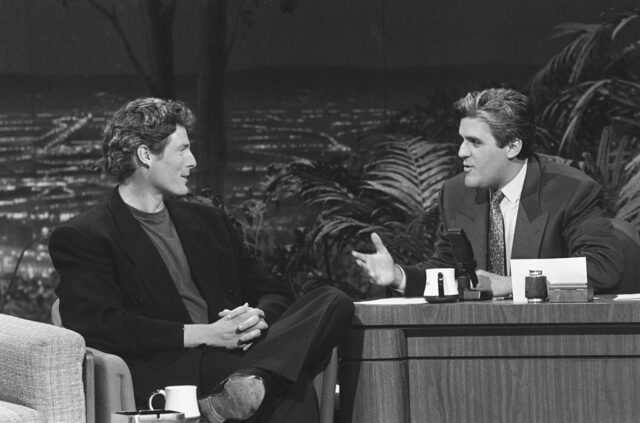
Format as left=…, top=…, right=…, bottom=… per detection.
left=611, top=11, right=640, bottom=39
left=531, top=21, right=610, bottom=93
left=358, top=135, right=458, bottom=209
left=532, top=7, right=640, bottom=158
left=539, top=78, right=640, bottom=155
left=557, top=79, right=611, bottom=153
left=531, top=8, right=640, bottom=103
left=267, top=133, right=459, bottom=269
left=606, top=39, right=640, bottom=73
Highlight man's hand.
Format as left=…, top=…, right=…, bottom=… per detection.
left=352, top=233, right=401, bottom=288
left=476, top=270, right=512, bottom=297
left=184, top=304, right=268, bottom=350
left=218, top=303, right=251, bottom=320
left=219, top=305, right=268, bottom=351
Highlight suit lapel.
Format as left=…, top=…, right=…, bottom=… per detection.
left=457, top=188, right=490, bottom=270
left=166, top=200, right=227, bottom=320
left=107, top=188, right=192, bottom=323
left=512, top=158, right=549, bottom=259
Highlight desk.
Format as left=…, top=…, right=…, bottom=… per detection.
left=339, top=297, right=640, bottom=423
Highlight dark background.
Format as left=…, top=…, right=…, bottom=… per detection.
left=1, top=0, right=633, bottom=73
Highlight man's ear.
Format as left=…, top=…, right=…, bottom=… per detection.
left=506, top=138, right=522, bottom=159
left=136, top=145, right=152, bottom=167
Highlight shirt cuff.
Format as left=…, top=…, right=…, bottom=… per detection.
left=393, top=264, right=407, bottom=294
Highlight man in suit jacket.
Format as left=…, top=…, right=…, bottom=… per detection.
left=353, top=88, right=627, bottom=297
left=49, top=98, right=354, bottom=423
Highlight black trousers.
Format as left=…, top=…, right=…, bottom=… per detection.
left=135, top=286, right=354, bottom=422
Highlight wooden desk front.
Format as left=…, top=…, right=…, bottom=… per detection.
left=339, top=297, right=640, bottom=423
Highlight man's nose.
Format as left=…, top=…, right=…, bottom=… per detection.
left=187, top=151, right=197, bottom=169
left=458, top=140, right=470, bottom=158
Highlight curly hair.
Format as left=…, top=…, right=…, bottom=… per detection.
left=99, top=97, right=196, bottom=181
left=453, top=88, right=535, bottom=159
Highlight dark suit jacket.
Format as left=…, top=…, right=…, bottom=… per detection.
left=403, top=157, right=625, bottom=296
left=50, top=188, right=294, bottom=387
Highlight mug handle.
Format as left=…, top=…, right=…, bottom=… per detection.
left=148, top=388, right=166, bottom=410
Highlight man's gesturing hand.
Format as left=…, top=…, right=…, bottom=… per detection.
left=352, top=233, right=401, bottom=288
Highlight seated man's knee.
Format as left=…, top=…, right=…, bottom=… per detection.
left=313, top=286, right=354, bottom=320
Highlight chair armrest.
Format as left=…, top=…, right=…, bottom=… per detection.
left=87, top=347, right=136, bottom=423
left=0, top=313, right=87, bottom=423
left=51, top=298, right=136, bottom=422
left=84, top=350, right=96, bottom=423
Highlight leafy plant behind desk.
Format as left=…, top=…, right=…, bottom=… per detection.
left=531, top=6, right=640, bottom=229
left=264, top=134, right=459, bottom=298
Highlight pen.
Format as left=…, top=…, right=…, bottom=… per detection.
left=493, top=295, right=512, bottom=301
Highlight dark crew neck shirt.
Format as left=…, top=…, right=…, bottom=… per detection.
left=128, top=205, right=209, bottom=324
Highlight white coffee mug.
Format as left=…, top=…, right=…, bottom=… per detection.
left=424, top=268, right=458, bottom=297
left=148, top=385, right=199, bottom=421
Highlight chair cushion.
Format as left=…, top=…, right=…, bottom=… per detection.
left=0, top=400, right=43, bottom=423
left=0, top=314, right=86, bottom=423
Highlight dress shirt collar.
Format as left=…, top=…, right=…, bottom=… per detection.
left=499, top=159, right=528, bottom=203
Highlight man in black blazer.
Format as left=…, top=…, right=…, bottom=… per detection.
left=49, top=98, right=354, bottom=422
left=353, top=88, right=630, bottom=297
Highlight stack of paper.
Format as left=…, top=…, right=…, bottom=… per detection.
left=546, top=281, right=588, bottom=289
left=355, top=297, right=427, bottom=305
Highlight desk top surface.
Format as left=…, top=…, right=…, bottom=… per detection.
left=353, top=295, right=640, bottom=326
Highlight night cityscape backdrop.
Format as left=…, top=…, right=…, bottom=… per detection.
left=0, top=0, right=634, bottom=315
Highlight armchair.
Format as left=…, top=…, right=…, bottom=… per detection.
left=51, top=299, right=135, bottom=423
left=52, top=299, right=338, bottom=423
left=0, top=313, right=87, bottom=423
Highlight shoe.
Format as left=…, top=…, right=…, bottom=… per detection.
left=199, top=370, right=266, bottom=423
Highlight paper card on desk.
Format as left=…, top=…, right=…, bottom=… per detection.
left=613, top=294, right=640, bottom=301
left=355, top=297, right=427, bottom=305
left=510, top=257, right=587, bottom=303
